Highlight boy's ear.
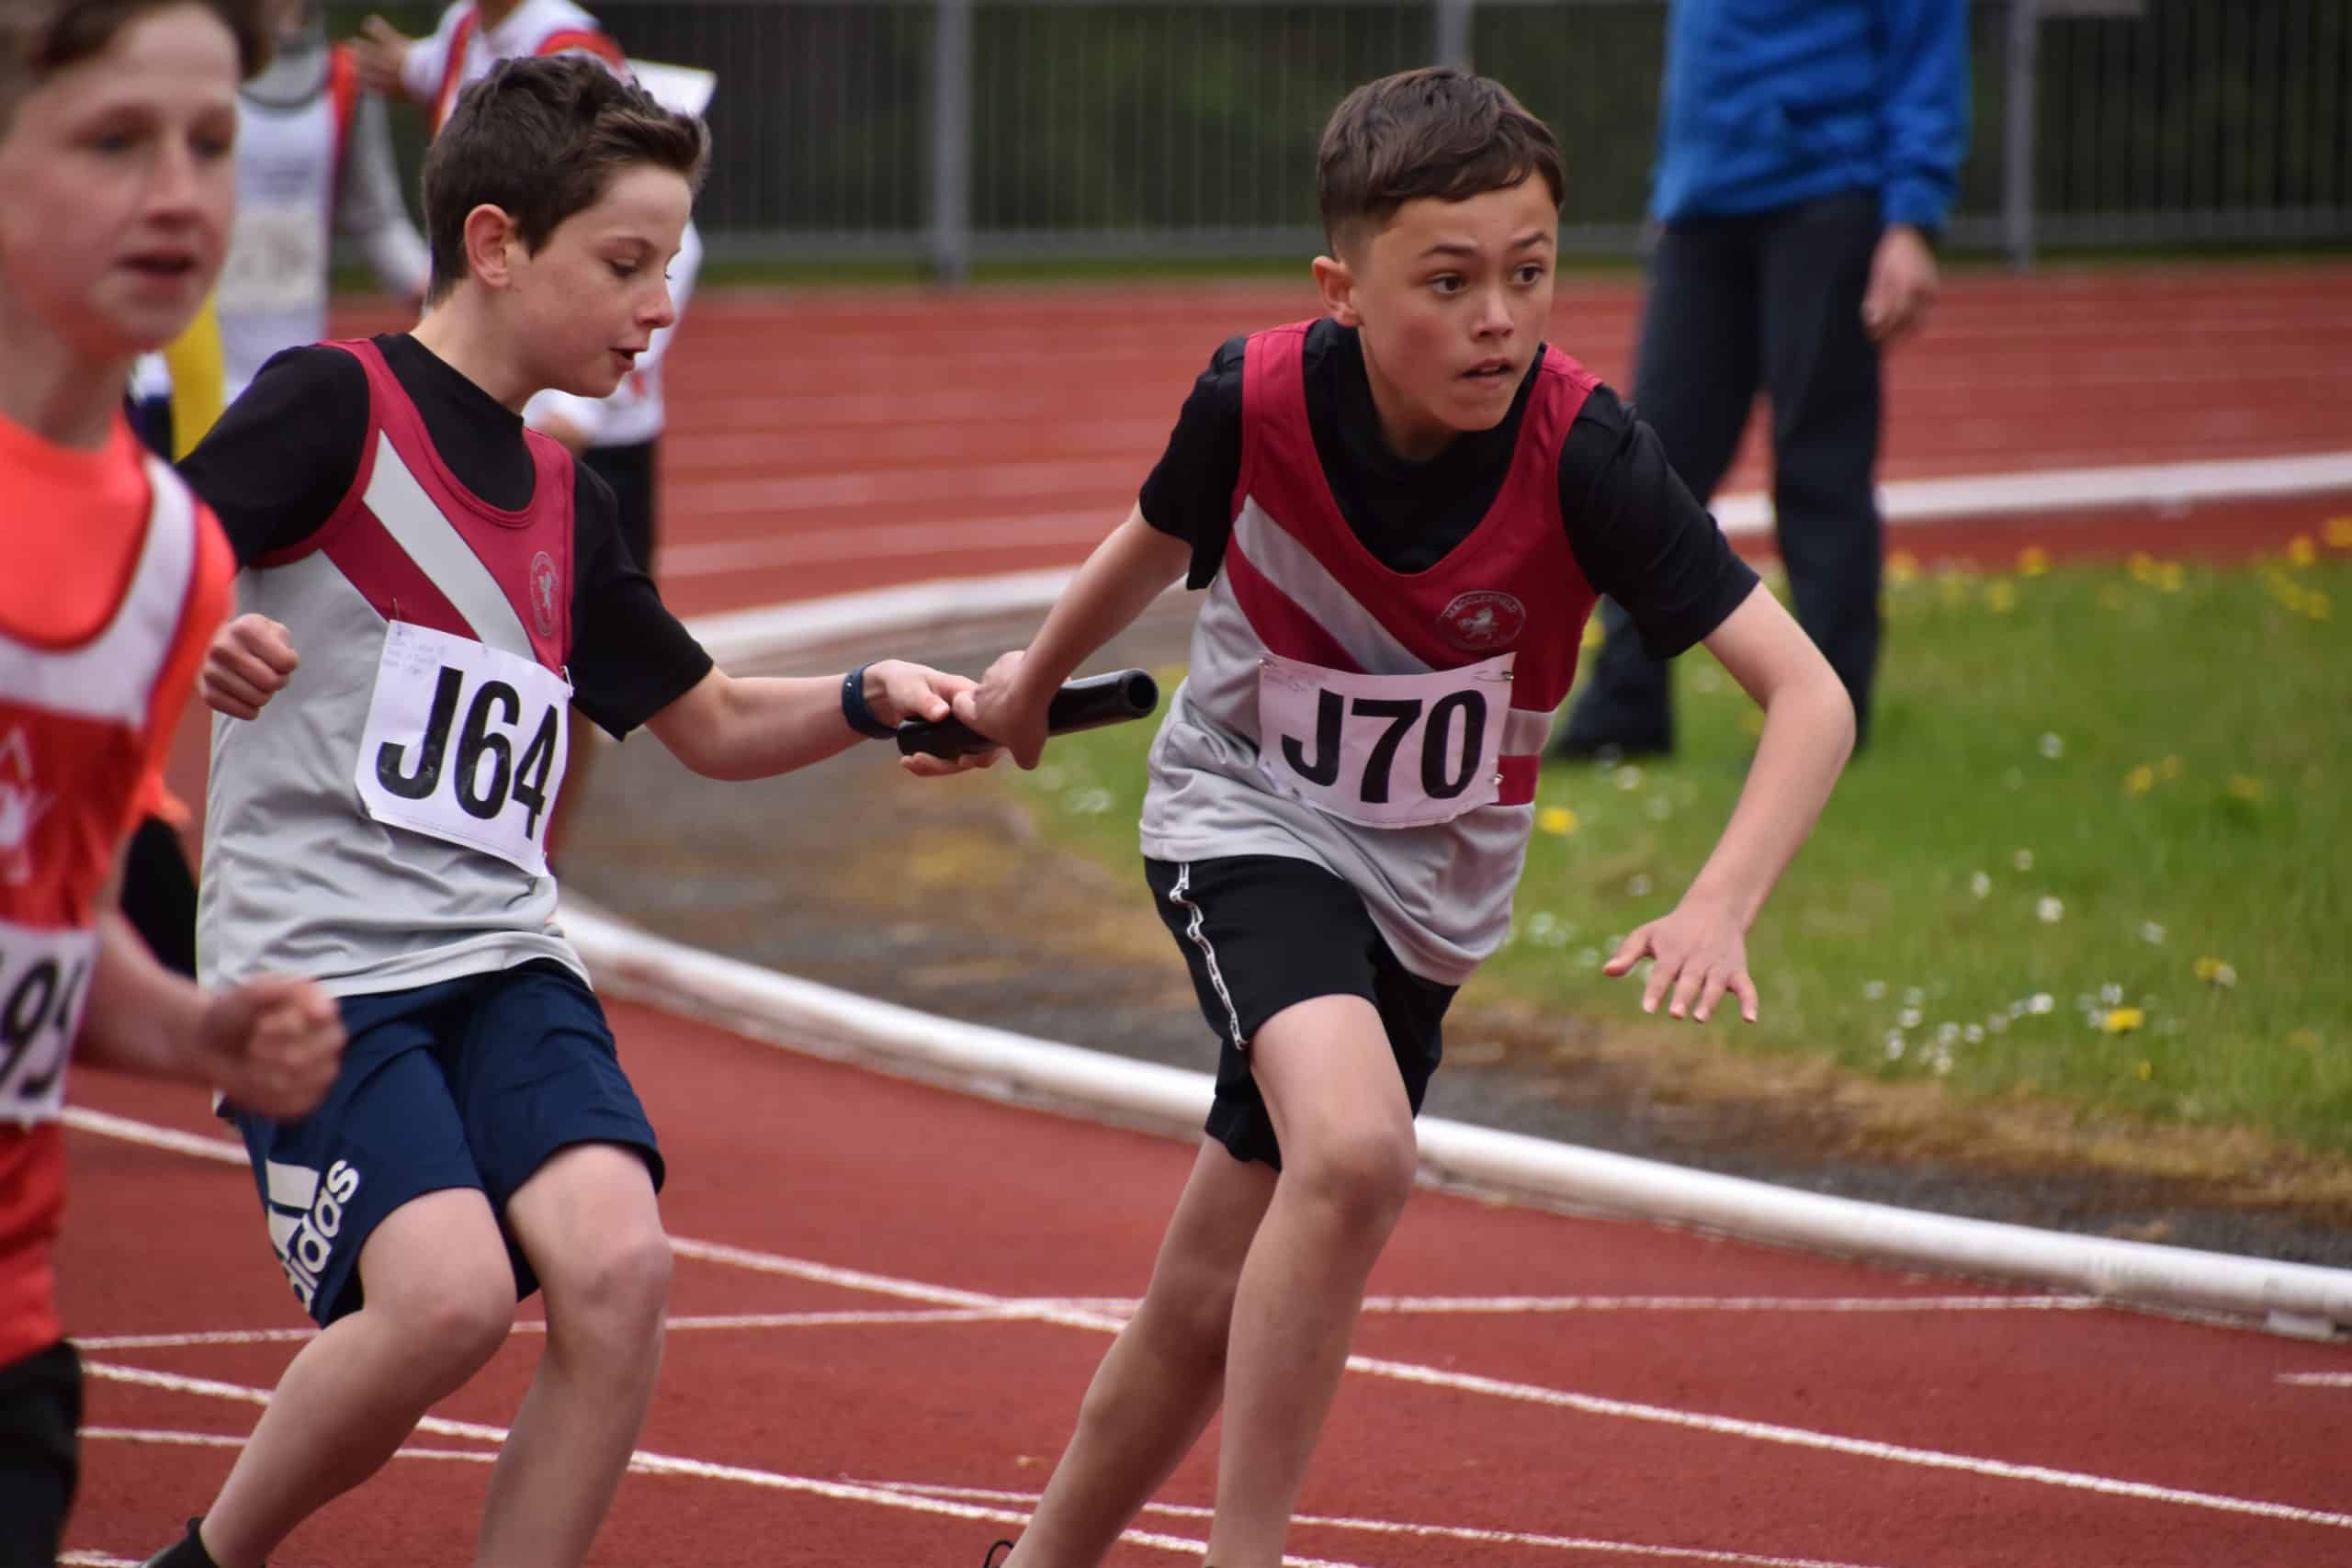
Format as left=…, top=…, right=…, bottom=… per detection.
left=460, top=203, right=522, bottom=289
left=1311, top=252, right=1360, bottom=329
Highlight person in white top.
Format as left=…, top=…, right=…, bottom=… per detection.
left=354, top=0, right=708, bottom=861
left=217, top=0, right=430, bottom=402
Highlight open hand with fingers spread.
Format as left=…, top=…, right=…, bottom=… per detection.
left=1603, top=900, right=1759, bottom=1024
left=196, top=976, right=345, bottom=1121
left=199, top=614, right=299, bottom=720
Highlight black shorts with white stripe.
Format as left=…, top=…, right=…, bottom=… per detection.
left=1143, top=854, right=1455, bottom=1170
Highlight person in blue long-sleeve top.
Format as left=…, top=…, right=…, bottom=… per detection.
left=1555, top=0, right=1969, bottom=758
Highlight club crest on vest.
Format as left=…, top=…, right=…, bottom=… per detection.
left=529, top=550, right=560, bottom=639
left=1438, top=590, right=1526, bottom=653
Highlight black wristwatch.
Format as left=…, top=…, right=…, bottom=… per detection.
left=841, top=664, right=897, bottom=739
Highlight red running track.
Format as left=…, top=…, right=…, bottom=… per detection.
left=67, top=265, right=2352, bottom=1565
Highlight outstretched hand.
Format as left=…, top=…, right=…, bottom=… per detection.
left=199, top=615, right=299, bottom=721
left=1602, top=902, right=1759, bottom=1024
left=196, top=976, right=345, bottom=1121
left=857, top=660, right=1001, bottom=777
left=947, top=650, right=1052, bottom=771
left=351, top=17, right=413, bottom=97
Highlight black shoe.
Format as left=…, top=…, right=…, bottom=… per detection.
left=141, top=1519, right=223, bottom=1568
left=981, top=1542, right=1015, bottom=1568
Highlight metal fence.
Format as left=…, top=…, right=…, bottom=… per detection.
left=343, top=0, right=2352, bottom=276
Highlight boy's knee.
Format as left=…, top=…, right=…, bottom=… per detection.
left=374, top=1265, right=514, bottom=1384
left=546, top=1224, right=672, bottom=1350
left=1290, top=1123, right=1418, bottom=1232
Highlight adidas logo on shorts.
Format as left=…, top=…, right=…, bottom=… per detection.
left=263, top=1157, right=362, bottom=1311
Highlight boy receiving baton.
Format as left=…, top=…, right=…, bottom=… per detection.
left=952, top=67, right=1853, bottom=1568
left=143, top=53, right=985, bottom=1568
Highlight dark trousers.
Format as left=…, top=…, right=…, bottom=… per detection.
left=1565, top=189, right=1885, bottom=750
left=0, top=1341, right=82, bottom=1568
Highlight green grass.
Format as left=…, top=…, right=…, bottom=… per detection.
left=1009, top=547, right=2352, bottom=1156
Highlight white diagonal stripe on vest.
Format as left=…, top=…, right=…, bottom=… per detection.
left=1232, top=498, right=1430, bottom=677
left=363, top=433, right=535, bottom=660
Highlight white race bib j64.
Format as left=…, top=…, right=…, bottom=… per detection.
left=355, top=622, right=571, bottom=875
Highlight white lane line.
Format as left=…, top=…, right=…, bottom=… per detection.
left=1351, top=1352, right=2352, bottom=1532
left=63, top=1106, right=246, bottom=1164
left=1361, top=1293, right=2103, bottom=1315
left=877, top=1480, right=1902, bottom=1568
left=79, top=1426, right=492, bottom=1463
left=75, top=1308, right=1023, bottom=1351
left=2279, top=1371, right=2352, bottom=1387
left=76, top=1362, right=1366, bottom=1568
left=73, top=1107, right=2352, bottom=1533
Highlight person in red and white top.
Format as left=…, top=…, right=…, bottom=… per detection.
left=949, top=69, right=1855, bottom=1568
left=352, top=0, right=625, bottom=137
left=0, top=4, right=346, bottom=1562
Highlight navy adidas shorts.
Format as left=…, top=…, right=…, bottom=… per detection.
left=1143, top=855, right=1456, bottom=1170
left=231, top=960, right=663, bottom=1326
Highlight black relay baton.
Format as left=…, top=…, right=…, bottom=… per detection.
left=895, top=669, right=1159, bottom=759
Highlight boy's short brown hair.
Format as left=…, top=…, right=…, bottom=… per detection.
left=0, top=0, right=271, bottom=130
left=422, top=53, right=711, bottom=304
left=1317, top=66, right=1564, bottom=254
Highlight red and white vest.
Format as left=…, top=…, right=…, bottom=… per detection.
left=1137, top=323, right=1602, bottom=984
left=1, top=457, right=202, bottom=1367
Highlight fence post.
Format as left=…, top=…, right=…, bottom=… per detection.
left=1433, top=0, right=1474, bottom=69
left=2001, top=0, right=2041, bottom=269
left=928, top=0, right=975, bottom=284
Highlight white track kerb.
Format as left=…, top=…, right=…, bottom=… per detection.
left=564, top=453, right=2352, bottom=1339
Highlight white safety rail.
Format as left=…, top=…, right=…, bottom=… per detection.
left=567, top=448, right=2352, bottom=1337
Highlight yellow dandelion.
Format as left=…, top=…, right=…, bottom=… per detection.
left=2306, top=590, right=2333, bottom=622
left=2324, top=516, right=2352, bottom=550
left=2123, top=763, right=2155, bottom=796
left=2155, top=561, right=2184, bottom=593
left=2103, top=1008, right=2146, bottom=1034
left=2133, top=1058, right=2154, bottom=1080
left=2018, top=545, right=2051, bottom=577
left=2127, top=551, right=2158, bottom=583
left=2193, top=956, right=2237, bottom=987
left=1984, top=579, right=2018, bottom=614
left=1887, top=550, right=1922, bottom=585
left=2288, top=1028, right=2324, bottom=1051
left=2227, top=774, right=2265, bottom=804
left=2159, top=754, right=2184, bottom=781
left=2287, top=534, right=2318, bottom=566
left=1536, top=806, right=1578, bottom=836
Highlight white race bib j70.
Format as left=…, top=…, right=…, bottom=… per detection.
left=0, top=918, right=96, bottom=1128
left=355, top=622, right=571, bottom=876
left=1256, top=651, right=1513, bottom=829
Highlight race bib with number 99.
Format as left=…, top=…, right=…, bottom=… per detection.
left=1256, top=651, right=1513, bottom=829
left=0, top=919, right=96, bottom=1128
left=355, top=622, right=571, bottom=876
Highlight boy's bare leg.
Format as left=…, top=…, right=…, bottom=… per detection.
left=473, top=1143, right=672, bottom=1568
left=197, top=1190, right=518, bottom=1568
left=1204, top=996, right=1418, bottom=1568
left=1005, top=1142, right=1276, bottom=1567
